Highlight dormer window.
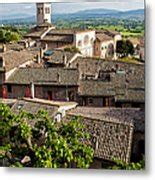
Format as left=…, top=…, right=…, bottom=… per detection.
left=98, top=71, right=111, bottom=82
left=84, top=35, right=89, bottom=45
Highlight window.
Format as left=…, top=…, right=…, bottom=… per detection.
left=48, top=91, right=53, bottom=100
left=7, top=84, right=12, bottom=93
left=38, top=8, right=41, bottom=14
left=78, top=40, right=82, bottom=47
left=17, top=104, right=24, bottom=110
left=38, top=7, right=43, bottom=14
left=68, top=91, right=74, bottom=101
left=45, top=7, right=50, bottom=14
left=98, top=71, right=111, bottom=82
left=84, top=35, right=89, bottom=45
left=90, top=38, right=94, bottom=44
left=88, top=98, right=93, bottom=104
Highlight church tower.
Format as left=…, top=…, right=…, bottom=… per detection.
left=36, top=3, right=51, bottom=25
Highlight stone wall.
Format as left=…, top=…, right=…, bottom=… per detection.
left=4, top=84, right=78, bottom=101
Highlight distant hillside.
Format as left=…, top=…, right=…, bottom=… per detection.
left=54, top=9, right=144, bottom=20
left=0, top=8, right=144, bottom=24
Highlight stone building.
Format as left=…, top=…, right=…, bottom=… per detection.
left=11, top=98, right=77, bottom=122
left=43, top=49, right=82, bottom=68
left=36, top=3, right=52, bottom=25
left=0, top=57, right=5, bottom=97
left=4, top=68, right=79, bottom=102
left=24, top=3, right=122, bottom=59
left=65, top=106, right=145, bottom=166
left=70, top=57, right=145, bottom=108
left=94, top=33, right=114, bottom=59
left=4, top=57, right=144, bottom=109
left=0, top=43, right=41, bottom=97
left=94, top=30, right=122, bottom=59
left=40, top=29, right=96, bottom=57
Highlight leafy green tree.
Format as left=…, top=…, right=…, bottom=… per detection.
left=109, top=157, right=145, bottom=170
left=0, top=27, right=21, bottom=43
left=0, top=30, right=6, bottom=42
left=0, top=103, right=94, bottom=168
left=64, top=46, right=81, bottom=53
left=116, top=40, right=134, bottom=57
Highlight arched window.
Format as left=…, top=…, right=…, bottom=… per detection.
left=78, top=40, right=82, bottom=47
left=107, top=43, right=114, bottom=56
left=84, top=35, right=89, bottom=45
left=90, top=37, right=94, bottom=44
left=38, top=8, right=41, bottom=14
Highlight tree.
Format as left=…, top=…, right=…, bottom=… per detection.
left=0, top=30, right=6, bottom=42
left=116, top=40, right=134, bottom=57
left=108, top=157, right=145, bottom=170
left=64, top=46, right=81, bottom=53
left=0, top=103, right=94, bottom=168
left=0, top=27, right=21, bottom=43
left=126, top=40, right=134, bottom=55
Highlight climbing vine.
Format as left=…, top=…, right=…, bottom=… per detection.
left=0, top=103, right=94, bottom=168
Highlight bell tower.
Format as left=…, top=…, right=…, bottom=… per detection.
left=36, top=3, right=51, bottom=25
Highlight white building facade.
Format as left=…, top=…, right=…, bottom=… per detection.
left=74, top=30, right=96, bottom=57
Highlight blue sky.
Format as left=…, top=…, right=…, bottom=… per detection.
left=0, top=0, right=144, bottom=18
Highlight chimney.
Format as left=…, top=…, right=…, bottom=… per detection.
left=0, top=56, right=4, bottom=67
left=2, top=44, right=6, bottom=52
left=37, top=54, right=41, bottom=64
left=30, top=82, right=35, bottom=99
left=44, top=43, right=48, bottom=51
left=40, top=48, right=44, bottom=59
left=63, top=54, right=67, bottom=65
left=57, top=73, right=61, bottom=83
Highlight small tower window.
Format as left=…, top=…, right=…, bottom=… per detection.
left=84, top=35, right=89, bottom=45
left=38, top=8, right=41, bottom=14
left=45, top=7, right=50, bottom=14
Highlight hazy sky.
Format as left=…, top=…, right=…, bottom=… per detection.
left=0, top=0, right=144, bottom=17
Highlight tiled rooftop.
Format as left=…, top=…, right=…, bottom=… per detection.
left=6, top=67, right=79, bottom=86
left=0, top=48, right=39, bottom=72
left=96, top=33, right=113, bottom=42
left=44, top=49, right=77, bottom=65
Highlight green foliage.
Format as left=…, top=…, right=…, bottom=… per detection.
left=54, top=17, right=144, bottom=38
left=64, top=46, right=81, bottom=53
left=116, top=40, right=134, bottom=57
left=0, top=103, right=94, bottom=168
left=0, top=27, right=21, bottom=43
left=109, top=157, right=145, bottom=170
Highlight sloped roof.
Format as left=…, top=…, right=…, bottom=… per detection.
left=6, top=67, right=79, bottom=86
left=24, top=26, right=50, bottom=38
left=71, top=57, right=144, bottom=101
left=11, top=99, right=58, bottom=118
left=48, top=29, right=94, bottom=35
left=65, top=107, right=144, bottom=163
left=41, top=35, right=73, bottom=43
left=0, top=49, right=39, bottom=72
left=66, top=107, right=144, bottom=162
left=96, top=30, right=120, bottom=37
left=67, top=106, right=144, bottom=132
left=96, top=33, right=113, bottom=42
left=45, top=50, right=77, bottom=65
left=79, top=80, right=115, bottom=96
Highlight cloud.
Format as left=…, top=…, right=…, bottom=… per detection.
left=24, top=5, right=33, bottom=9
